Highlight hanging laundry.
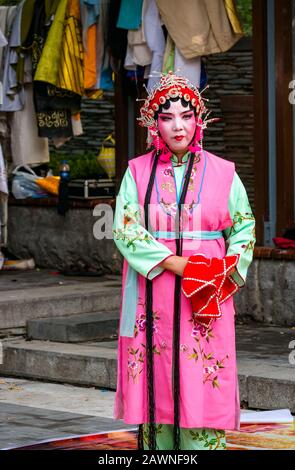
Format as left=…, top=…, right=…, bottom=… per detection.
left=0, top=143, right=8, bottom=197
left=0, top=5, right=17, bottom=80
left=71, top=112, right=83, bottom=137
left=174, top=49, right=201, bottom=88
left=0, top=30, right=7, bottom=105
left=0, top=113, right=8, bottom=142
left=9, top=84, right=49, bottom=166
left=200, top=58, right=208, bottom=90
left=52, top=113, right=84, bottom=148
left=80, top=0, right=100, bottom=90
left=92, top=0, right=109, bottom=93
left=57, top=0, right=84, bottom=96
left=162, top=33, right=174, bottom=74
left=155, top=0, right=243, bottom=59
left=0, top=143, right=8, bottom=270
left=0, top=29, right=8, bottom=61
left=107, top=0, right=127, bottom=64
left=23, top=0, right=73, bottom=138
left=34, top=0, right=68, bottom=86
left=143, top=0, right=165, bottom=90
left=0, top=30, right=7, bottom=46
left=80, top=0, right=100, bottom=39
left=162, top=32, right=202, bottom=89
left=116, top=0, right=143, bottom=30
left=0, top=1, right=26, bottom=112
left=125, top=64, right=147, bottom=81
left=33, top=0, right=83, bottom=98
left=31, top=0, right=83, bottom=100
left=0, top=168, right=7, bottom=270
left=124, top=28, right=152, bottom=70
left=224, top=0, right=244, bottom=34
left=83, top=23, right=97, bottom=89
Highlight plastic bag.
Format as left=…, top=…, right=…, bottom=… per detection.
left=35, top=176, right=60, bottom=195
left=11, top=166, right=48, bottom=199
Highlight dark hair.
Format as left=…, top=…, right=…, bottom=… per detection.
left=137, top=151, right=196, bottom=451
left=155, top=96, right=196, bottom=121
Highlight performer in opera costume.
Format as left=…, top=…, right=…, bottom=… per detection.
left=112, top=72, right=256, bottom=450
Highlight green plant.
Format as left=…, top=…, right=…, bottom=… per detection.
left=236, top=0, right=252, bottom=36
left=0, top=0, right=22, bottom=5
left=49, top=151, right=108, bottom=179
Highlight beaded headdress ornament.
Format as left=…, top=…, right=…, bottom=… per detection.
left=137, top=72, right=217, bottom=162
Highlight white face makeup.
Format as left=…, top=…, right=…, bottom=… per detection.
left=157, top=99, right=197, bottom=158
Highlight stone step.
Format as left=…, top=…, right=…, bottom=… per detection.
left=1, top=330, right=295, bottom=413
left=0, top=279, right=122, bottom=329
left=0, top=339, right=118, bottom=389
left=27, top=311, right=120, bottom=343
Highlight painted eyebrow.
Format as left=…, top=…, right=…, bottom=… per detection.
left=158, top=110, right=194, bottom=116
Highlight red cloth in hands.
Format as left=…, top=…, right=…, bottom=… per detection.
left=182, top=254, right=240, bottom=328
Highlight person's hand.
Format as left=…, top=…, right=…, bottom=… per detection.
left=227, top=267, right=236, bottom=277
left=159, top=255, right=189, bottom=276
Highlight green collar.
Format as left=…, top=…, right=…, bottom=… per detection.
left=171, top=151, right=190, bottom=166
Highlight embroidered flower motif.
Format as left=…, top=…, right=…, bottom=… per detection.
left=123, top=202, right=142, bottom=224
left=184, top=317, right=229, bottom=388
left=161, top=182, right=174, bottom=193
left=160, top=340, right=167, bottom=350
left=128, top=361, right=138, bottom=370
left=191, top=322, right=212, bottom=341
left=157, top=156, right=200, bottom=217
left=137, top=318, right=146, bottom=332
left=143, top=423, right=164, bottom=448
left=163, top=168, right=173, bottom=177
left=113, top=202, right=155, bottom=251
left=128, top=304, right=165, bottom=385
left=228, top=210, right=255, bottom=240
left=223, top=203, right=256, bottom=265
left=113, top=226, right=153, bottom=252
left=204, top=365, right=219, bottom=374
left=141, top=343, right=162, bottom=355
left=189, top=429, right=226, bottom=450
left=134, top=307, right=160, bottom=338
left=136, top=315, right=158, bottom=334
left=191, top=328, right=199, bottom=339
left=127, top=347, right=145, bottom=384
left=203, top=356, right=229, bottom=388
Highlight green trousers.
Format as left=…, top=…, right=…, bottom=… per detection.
left=142, top=424, right=226, bottom=450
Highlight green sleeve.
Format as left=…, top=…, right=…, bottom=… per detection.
left=112, top=167, right=173, bottom=280
left=223, top=172, right=256, bottom=287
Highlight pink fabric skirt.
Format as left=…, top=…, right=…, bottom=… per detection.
left=114, top=238, right=241, bottom=431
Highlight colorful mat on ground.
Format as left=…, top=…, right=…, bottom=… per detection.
left=6, top=422, right=295, bottom=450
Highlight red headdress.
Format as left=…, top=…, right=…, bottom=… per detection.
left=137, top=72, right=216, bottom=161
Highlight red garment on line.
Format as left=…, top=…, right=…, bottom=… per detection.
left=182, top=254, right=240, bottom=327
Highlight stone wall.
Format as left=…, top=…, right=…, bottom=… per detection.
left=236, top=259, right=295, bottom=327
left=7, top=204, right=295, bottom=328
left=204, top=37, right=254, bottom=208
left=7, top=205, right=121, bottom=274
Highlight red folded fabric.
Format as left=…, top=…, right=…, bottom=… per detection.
left=182, top=254, right=240, bottom=328
left=273, top=237, right=295, bottom=250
